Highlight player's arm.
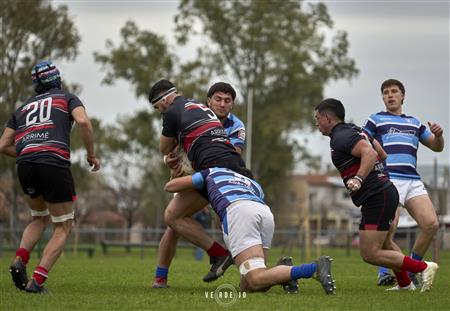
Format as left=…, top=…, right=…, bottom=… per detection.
left=347, top=140, right=378, bottom=192
left=159, top=135, right=177, bottom=155
left=372, top=138, right=387, bottom=160
left=229, top=125, right=246, bottom=155
left=351, top=139, right=378, bottom=178
left=421, top=121, right=444, bottom=152
left=0, top=127, right=16, bottom=157
left=164, top=175, right=196, bottom=193
left=71, top=106, right=101, bottom=171
left=165, top=171, right=206, bottom=192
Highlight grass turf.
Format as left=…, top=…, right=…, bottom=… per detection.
left=1, top=247, right=449, bottom=310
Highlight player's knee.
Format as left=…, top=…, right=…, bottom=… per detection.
left=32, top=214, right=51, bottom=226
left=239, top=257, right=267, bottom=291
left=51, top=212, right=74, bottom=234
left=164, top=210, right=176, bottom=227
left=424, top=220, right=439, bottom=235
left=419, top=216, right=439, bottom=235
left=53, top=219, right=73, bottom=236
left=360, top=249, right=377, bottom=264
left=244, top=272, right=264, bottom=292
left=30, top=208, right=50, bottom=223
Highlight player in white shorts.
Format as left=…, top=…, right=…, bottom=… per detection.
left=164, top=167, right=336, bottom=294
left=363, top=78, right=444, bottom=289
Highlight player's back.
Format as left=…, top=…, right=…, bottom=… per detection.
left=201, top=167, right=265, bottom=221
left=8, top=88, right=83, bottom=167
left=164, top=96, right=239, bottom=169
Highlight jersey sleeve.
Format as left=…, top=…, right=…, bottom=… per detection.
left=192, top=169, right=210, bottom=190
left=162, top=107, right=178, bottom=138
left=228, top=122, right=246, bottom=149
left=67, top=93, right=84, bottom=113
left=418, top=122, right=432, bottom=143
left=362, top=115, right=377, bottom=137
left=332, top=127, right=363, bottom=154
left=5, top=113, right=17, bottom=130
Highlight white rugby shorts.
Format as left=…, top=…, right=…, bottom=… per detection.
left=391, top=179, right=428, bottom=206
left=222, top=200, right=274, bottom=258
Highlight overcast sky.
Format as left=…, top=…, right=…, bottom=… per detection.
left=55, top=0, right=449, bottom=168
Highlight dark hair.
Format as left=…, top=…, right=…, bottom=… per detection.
left=234, top=166, right=254, bottom=180
left=381, top=79, right=405, bottom=95
left=148, top=79, right=176, bottom=104
left=315, top=98, right=345, bottom=121
left=207, top=82, right=236, bottom=100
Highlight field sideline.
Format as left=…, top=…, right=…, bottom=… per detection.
left=1, top=247, right=449, bottom=311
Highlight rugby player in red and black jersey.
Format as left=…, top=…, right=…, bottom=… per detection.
left=314, top=98, right=438, bottom=292
left=0, top=60, right=100, bottom=293
left=148, top=80, right=251, bottom=288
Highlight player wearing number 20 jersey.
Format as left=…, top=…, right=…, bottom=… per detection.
left=0, top=60, right=100, bottom=294
left=6, top=88, right=83, bottom=168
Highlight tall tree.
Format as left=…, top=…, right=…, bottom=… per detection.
left=174, top=0, right=358, bottom=206
left=0, top=0, right=80, bottom=235
left=99, top=110, right=172, bottom=229
left=94, top=20, right=212, bottom=100
left=94, top=0, right=358, bottom=209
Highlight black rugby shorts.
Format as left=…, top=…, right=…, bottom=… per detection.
left=359, top=184, right=399, bottom=231
left=17, top=162, right=76, bottom=203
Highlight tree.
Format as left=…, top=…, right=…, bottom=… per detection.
left=174, top=0, right=358, bottom=206
left=99, top=110, right=172, bottom=229
left=94, top=0, right=358, bottom=209
left=94, top=20, right=212, bottom=100
left=0, top=0, right=80, bottom=236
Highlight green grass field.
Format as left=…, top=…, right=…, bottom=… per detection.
left=1, top=247, right=449, bottom=311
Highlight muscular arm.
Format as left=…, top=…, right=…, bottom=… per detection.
left=350, top=139, right=379, bottom=180
left=422, top=122, right=444, bottom=152
left=164, top=175, right=195, bottom=193
left=0, top=128, right=16, bottom=157
left=71, top=106, right=100, bottom=171
left=159, top=135, right=177, bottom=155
left=372, top=139, right=387, bottom=160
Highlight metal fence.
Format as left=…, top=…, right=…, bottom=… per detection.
left=1, top=225, right=448, bottom=260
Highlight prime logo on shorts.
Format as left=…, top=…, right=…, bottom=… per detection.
left=204, top=283, right=246, bottom=307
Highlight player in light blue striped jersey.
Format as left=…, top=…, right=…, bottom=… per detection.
left=363, top=79, right=444, bottom=290
left=164, top=167, right=336, bottom=294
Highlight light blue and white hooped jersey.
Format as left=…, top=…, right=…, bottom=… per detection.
left=192, top=167, right=265, bottom=222
left=363, top=111, right=432, bottom=180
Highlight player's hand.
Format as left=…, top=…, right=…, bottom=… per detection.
left=164, top=151, right=180, bottom=169
left=428, top=121, right=443, bottom=137
left=170, top=159, right=186, bottom=178
left=87, top=155, right=101, bottom=172
left=346, top=177, right=361, bottom=193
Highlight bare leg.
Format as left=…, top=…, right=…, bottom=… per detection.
left=164, top=190, right=213, bottom=250
left=37, top=202, right=73, bottom=271
left=157, top=192, right=209, bottom=267
left=359, top=230, right=406, bottom=269
left=10, top=196, right=50, bottom=290
left=19, top=196, right=50, bottom=252
left=236, top=245, right=305, bottom=292
left=156, top=227, right=180, bottom=268
left=382, top=213, right=403, bottom=253
left=405, top=195, right=439, bottom=256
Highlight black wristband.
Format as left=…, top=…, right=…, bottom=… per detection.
left=352, top=175, right=364, bottom=183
